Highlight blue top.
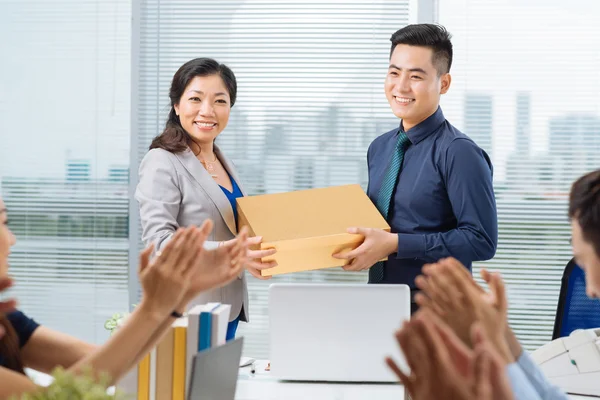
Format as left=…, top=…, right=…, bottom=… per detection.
left=509, top=351, right=569, bottom=400
left=0, top=310, right=40, bottom=369
left=367, top=106, right=498, bottom=287
left=219, top=173, right=243, bottom=223
left=506, top=361, right=544, bottom=400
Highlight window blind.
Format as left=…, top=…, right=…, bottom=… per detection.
left=3, top=0, right=597, bottom=359
left=0, top=0, right=132, bottom=343
left=439, top=0, right=600, bottom=349
left=133, top=0, right=415, bottom=358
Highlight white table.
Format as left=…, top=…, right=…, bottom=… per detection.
left=29, top=363, right=598, bottom=399
left=236, top=360, right=405, bottom=400
left=236, top=361, right=596, bottom=400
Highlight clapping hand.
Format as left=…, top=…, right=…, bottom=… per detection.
left=414, top=257, right=513, bottom=363
left=138, top=226, right=205, bottom=319
left=385, top=310, right=514, bottom=400
left=180, top=222, right=251, bottom=304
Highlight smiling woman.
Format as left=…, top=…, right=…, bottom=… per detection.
left=135, top=58, right=278, bottom=341
left=174, top=75, right=233, bottom=178
left=149, top=59, right=237, bottom=158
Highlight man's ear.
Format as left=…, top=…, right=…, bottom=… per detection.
left=440, top=73, right=452, bottom=95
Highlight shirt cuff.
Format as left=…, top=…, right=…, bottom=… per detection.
left=395, top=233, right=426, bottom=259
left=516, top=350, right=568, bottom=400
left=506, top=362, right=543, bottom=400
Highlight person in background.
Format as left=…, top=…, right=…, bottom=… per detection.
left=135, top=58, right=277, bottom=340
left=0, top=194, right=250, bottom=399
left=334, top=24, right=497, bottom=314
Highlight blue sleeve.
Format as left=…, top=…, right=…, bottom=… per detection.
left=7, top=310, right=40, bottom=348
left=507, top=362, right=544, bottom=400
left=516, top=350, right=570, bottom=400
left=396, top=138, right=498, bottom=263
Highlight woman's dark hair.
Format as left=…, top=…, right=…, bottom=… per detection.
left=569, top=169, right=600, bottom=257
left=0, top=316, right=25, bottom=374
left=149, top=58, right=237, bottom=153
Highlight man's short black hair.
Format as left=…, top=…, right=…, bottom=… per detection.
left=569, top=169, right=600, bottom=257
left=389, top=24, right=453, bottom=76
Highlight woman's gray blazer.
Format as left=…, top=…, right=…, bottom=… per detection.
left=135, top=145, right=249, bottom=322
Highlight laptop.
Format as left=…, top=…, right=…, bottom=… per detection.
left=269, top=283, right=411, bottom=382
left=187, top=337, right=244, bottom=400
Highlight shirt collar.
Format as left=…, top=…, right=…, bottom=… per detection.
left=399, top=106, right=446, bottom=145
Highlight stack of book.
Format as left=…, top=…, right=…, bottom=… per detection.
left=116, top=303, right=231, bottom=400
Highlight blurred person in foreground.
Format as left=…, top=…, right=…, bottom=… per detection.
left=0, top=193, right=251, bottom=398
left=387, top=169, right=600, bottom=399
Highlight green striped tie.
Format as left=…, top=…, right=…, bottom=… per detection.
left=369, top=131, right=410, bottom=283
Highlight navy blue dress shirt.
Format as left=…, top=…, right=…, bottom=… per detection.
left=367, top=106, right=498, bottom=288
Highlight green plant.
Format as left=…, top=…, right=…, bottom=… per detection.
left=103, top=305, right=136, bottom=336
left=11, top=367, right=130, bottom=400
left=103, top=313, right=128, bottom=336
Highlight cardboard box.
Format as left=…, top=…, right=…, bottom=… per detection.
left=236, top=184, right=390, bottom=276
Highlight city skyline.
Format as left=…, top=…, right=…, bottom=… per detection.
left=5, top=91, right=597, bottom=192
left=2, top=0, right=600, bottom=182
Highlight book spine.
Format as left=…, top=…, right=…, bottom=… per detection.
left=198, top=311, right=212, bottom=351
left=185, top=314, right=199, bottom=394
left=149, top=348, right=157, bottom=400
left=172, top=326, right=187, bottom=400
left=155, top=329, right=174, bottom=400
left=137, top=353, right=150, bottom=400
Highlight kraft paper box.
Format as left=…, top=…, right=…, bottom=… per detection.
left=236, top=184, right=390, bottom=276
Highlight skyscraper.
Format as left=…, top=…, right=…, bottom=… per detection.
left=548, top=114, right=600, bottom=183
left=464, top=93, right=493, bottom=159
left=515, top=92, right=531, bottom=155
left=506, top=92, right=537, bottom=190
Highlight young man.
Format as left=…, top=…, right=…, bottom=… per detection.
left=334, top=24, right=498, bottom=311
